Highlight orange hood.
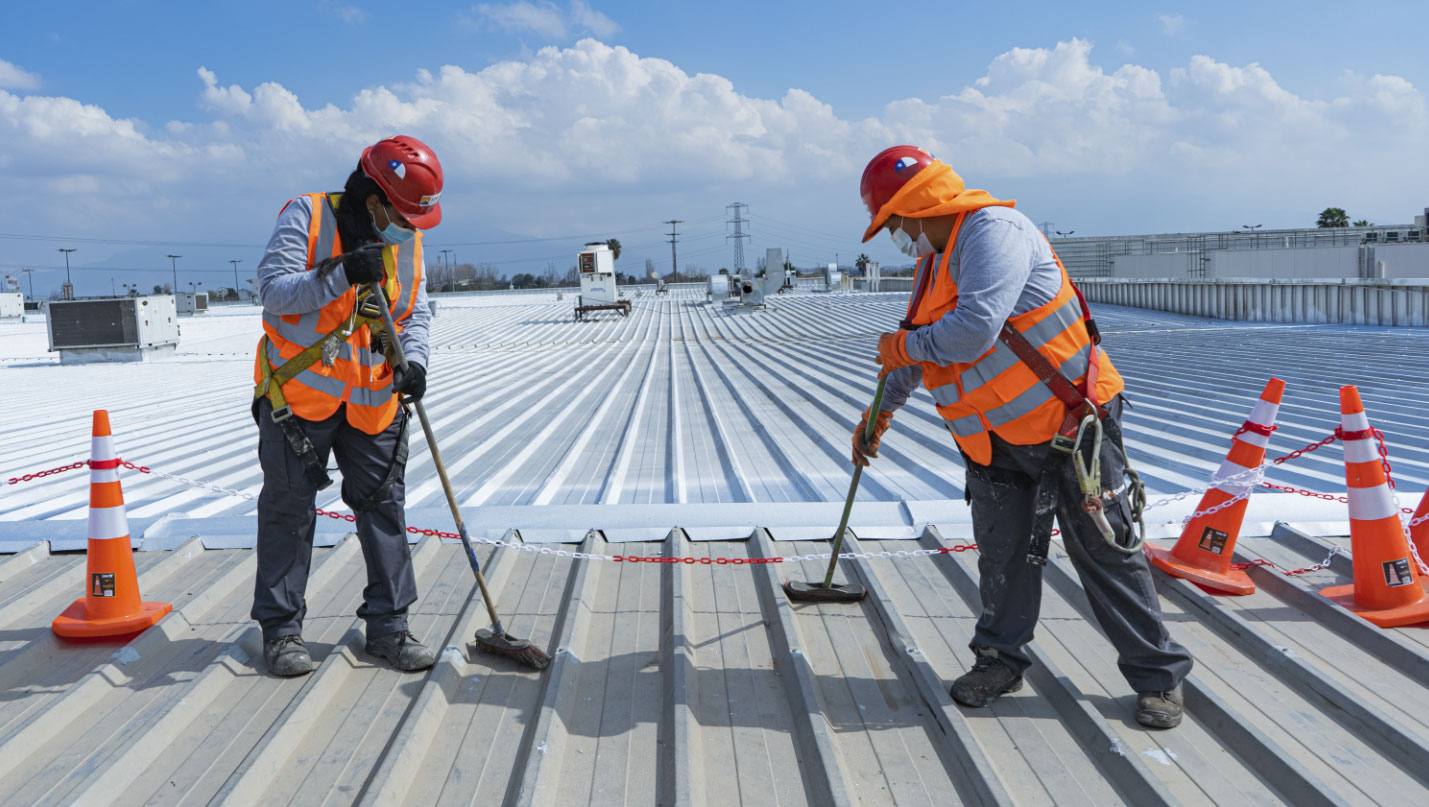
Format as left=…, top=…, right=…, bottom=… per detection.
left=861, top=160, right=1015, bottom=242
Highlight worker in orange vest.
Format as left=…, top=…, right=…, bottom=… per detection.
left=854, top=146, right=1192, bottom=728
left=250, top=136, right=440, bottom=677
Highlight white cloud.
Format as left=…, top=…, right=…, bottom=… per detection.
left=0, top=57, right=41, bottom=91
left=470, top=1, right=619, bottom=39
left=0, top=38, right=1426, bottom=252
left=1158, top=13, right=1185, bottom=36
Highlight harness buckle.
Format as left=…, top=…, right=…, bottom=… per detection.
left=270, top=405, right=293, bottom=423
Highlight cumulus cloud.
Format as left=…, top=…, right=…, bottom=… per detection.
left=470, top=1, right=618, bottom=39
left=1158, top=13, right=1185, bottom=35
left=0, top=57, right=41, bottom=91
left=0, top=38, right=1426, bottom=243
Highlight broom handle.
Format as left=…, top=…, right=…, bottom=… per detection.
left=821, top=375, right=888, bottom=588
left=370, top=284, right=507, bottom=634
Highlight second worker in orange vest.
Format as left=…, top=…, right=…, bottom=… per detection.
left=856, top=146, right=1193, bottom=729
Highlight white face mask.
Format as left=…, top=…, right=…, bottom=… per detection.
left=890, top=219, right=936, bottom=258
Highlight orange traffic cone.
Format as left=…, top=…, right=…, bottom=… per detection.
left=52, top=410, right=172, bottom=639
left=1319, top=386, right=1429, bottom=628
left=1146, top=378, right=1286, bottom=595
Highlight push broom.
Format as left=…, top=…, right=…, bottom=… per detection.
left=783, top=376, right=888, bottom=603
left=371, top=282, right=551, bottom=671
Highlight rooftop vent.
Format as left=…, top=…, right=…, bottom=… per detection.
left=45, top=295, right=180, bottom=364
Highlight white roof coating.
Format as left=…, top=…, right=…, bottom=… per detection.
left=3, top=289, right=1429, bottom=806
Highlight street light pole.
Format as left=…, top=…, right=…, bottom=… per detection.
left=167, top=254, right=182, bottom=293
left=20, top=268, right=35, bottom=301
left=58, top=248, right=77, bottom=299
left=230, top=260, right=242, bottom=301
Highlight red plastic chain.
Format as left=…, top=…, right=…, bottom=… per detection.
left=1232, top=421, right=1277, bottom=440
left=1270, top=434, right=1337, bottom=465
left=1230, top=556, right=1339, bottom=577
left=6, top=460, right=86, bottom=485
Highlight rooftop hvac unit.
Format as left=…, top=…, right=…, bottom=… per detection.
left=46, top=295, right=180, bottom=365
left=0, top=292, right=22, bottom=319
left=177, top=291, right=208, bottom=315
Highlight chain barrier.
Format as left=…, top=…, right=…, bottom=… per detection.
left=7, top=441, right=1427, bottom=574
left=1231, top=545, right=1345, bottom=577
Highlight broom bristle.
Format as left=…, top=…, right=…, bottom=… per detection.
left=783, top=579, right=868, bottom=603
left=470, top=629, right=553, bottom=671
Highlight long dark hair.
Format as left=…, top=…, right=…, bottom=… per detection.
left=334, top=166, right=386, bottom=249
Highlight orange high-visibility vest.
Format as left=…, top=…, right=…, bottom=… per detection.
left=252, top=192, right=424, bottom=435
left=908, top=212, right=1124, bottom=466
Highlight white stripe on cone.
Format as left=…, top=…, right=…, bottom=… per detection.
left=1348, top=486, right=1399, bottom=521
left=88, top=504, right=130, bottom=541
left=1344, top=439, right=1381, bottom=464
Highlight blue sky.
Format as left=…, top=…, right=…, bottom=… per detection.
left=3, top=1, right=1427, bottom=296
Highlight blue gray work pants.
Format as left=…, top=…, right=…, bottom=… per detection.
left=251, top=398, right=417, bottom=642
left=964, top=399, right=1193, bottom=692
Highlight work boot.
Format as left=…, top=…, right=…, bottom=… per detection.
left=366, top=629, right=436, bottom=672
left=950, top=654, right=1023, bottom=707
left=1136, top=686, right=1184, bottom=728
left=263, top=635, right=313, bottom=677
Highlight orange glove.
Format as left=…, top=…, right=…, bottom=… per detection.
left=851, top=408, right=894, bottom=467
left=876, top=331, right=916, bottom=378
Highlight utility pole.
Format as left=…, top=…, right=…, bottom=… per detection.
left=1036, top=221, right=1054, bottom=239
left=726, top=203, right=749, bottom=274
left=230, top=260, right=242, bottom=301
left=58, top=248, right=77, bottom=300
left=167, top=254, right=182, bottom=294
left=112, top=278, right=117, bottom=296
left=20, top=268, right=35, bottom=302
left=440, top=249, right=453, bottom=290
left=665, top=219, right=683, bottom=281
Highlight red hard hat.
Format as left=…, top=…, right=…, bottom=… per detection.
left=860, top=145, right=935, bottom=221
left=360, top=135, right=444, bottom=229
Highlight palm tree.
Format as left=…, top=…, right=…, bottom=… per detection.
left=855, top=254, right=870, bottom=273
left=606, top=238, right=622, bottom=261
left=1317, top=208, right=1350, bottom=228
left=1352, top=219, right=1371, bottom=227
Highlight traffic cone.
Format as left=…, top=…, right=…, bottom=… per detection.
left=52, top=410, right=172, bottom=639
left=1319, top=386, right=1429, bottom=628
left=1146, top=378, right=1286, bottom=595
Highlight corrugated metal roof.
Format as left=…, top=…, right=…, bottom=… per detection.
left=3, top=291, right=1429, bottom=805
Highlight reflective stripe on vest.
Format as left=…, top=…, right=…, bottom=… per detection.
left=254, top=192, right=424, bottom=434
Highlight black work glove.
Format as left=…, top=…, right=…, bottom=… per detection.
left=393, top=362, right=426, bottom=402
left=342, top=248, right=384, bottom=286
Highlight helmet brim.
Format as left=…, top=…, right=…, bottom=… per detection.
left=401, top=202, right=442, bottom=230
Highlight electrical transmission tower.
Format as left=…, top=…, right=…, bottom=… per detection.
left=727, top=203, right=750, bottom=273
left=665, top=219, right=683, bottom=280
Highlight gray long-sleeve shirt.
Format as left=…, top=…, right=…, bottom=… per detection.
left=880, top=205, right=1062, bottom=413
left=256, top=194, right=431, bottom=369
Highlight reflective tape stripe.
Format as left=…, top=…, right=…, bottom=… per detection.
left=1212, top=457, right=1257, bottom=496
left=947, top=413, right=984, bottom=437
left=348, top=383, right=395, bottom=408
left=286, top=363, right=350, bottom=398
left=1341, top=411, right=1370, bottom=433
left=91, top=435, right=116, bottom=465
left=88, top=466, right=121, bottom=485
left=1236, top=429, right=1270, bottom=450
left=1348, top=486, right=1399, bottom=521
left=1343, top=439, right=1381, bottom=464
left=983, top=379, right=1059, bottom=429
left=957, top=297, right=1085, bottom=393
left=89, top=505, right=130, bottom=541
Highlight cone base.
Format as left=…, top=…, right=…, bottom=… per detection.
left=51, top=598, right=172, bottom=639
left=1319, top=581, right=1429, bottom=628
left=1145, top=543, right=1255, bottom=596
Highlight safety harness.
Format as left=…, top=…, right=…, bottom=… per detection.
left=902, top=249, right=1146, bottom=564
left=253, top=264, right=409, bottom=512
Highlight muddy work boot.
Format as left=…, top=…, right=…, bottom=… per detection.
left=1136, top=686, right=1184, bottom=729
left=950, top=654, right=1024, bottom=707
left=366, top=630, right=436, bottom=672
left=263, top=635, right=313, bottom=677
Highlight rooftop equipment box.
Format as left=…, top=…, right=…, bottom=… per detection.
left=46, top=295, right=179, bottom=364
left=0, top=292, right=21, bottom=319
left=176, top=291, right=208, bottom=315
left=577, top=242, right=618, bottom=305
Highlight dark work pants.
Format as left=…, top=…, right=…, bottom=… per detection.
left=252, top=398, right=417, bottom=642
left=963, top=399, right=1193, bottom=693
